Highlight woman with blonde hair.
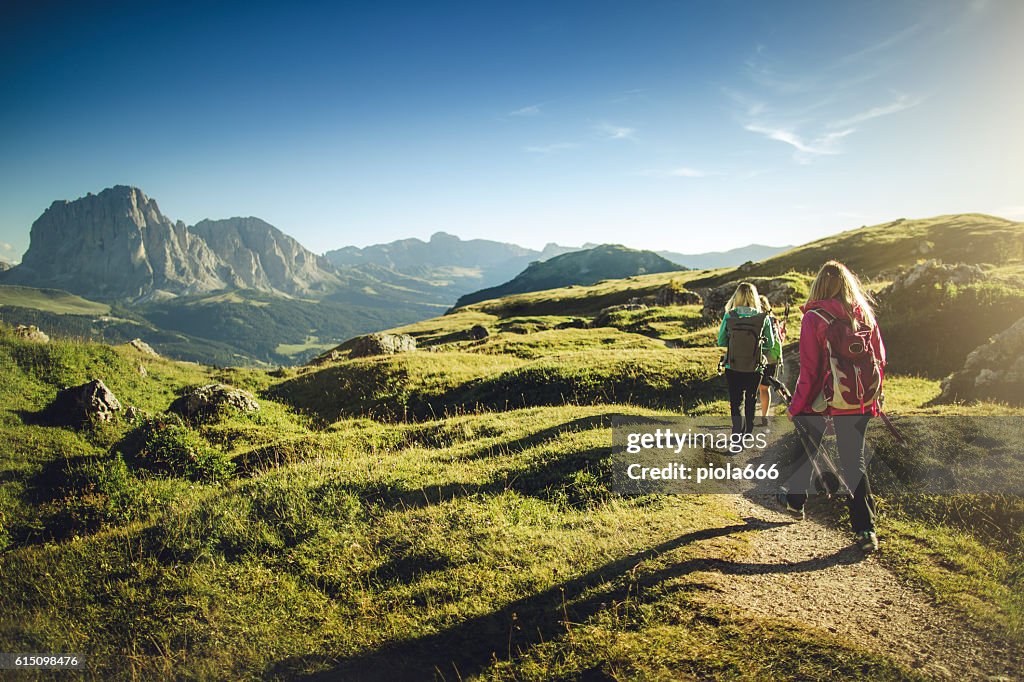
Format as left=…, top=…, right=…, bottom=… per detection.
left=717, top=282, right=780, bottom=447
left=781, top=260, right=886, bottom=552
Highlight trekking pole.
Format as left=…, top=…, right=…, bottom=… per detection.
left=764, top=374, right=792, bottom=404
left=763, top=374, right=852, bottom=498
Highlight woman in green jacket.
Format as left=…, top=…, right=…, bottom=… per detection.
left=717, top=283, right=780, bottom=442
left=757, top=294, right=785, bottom=426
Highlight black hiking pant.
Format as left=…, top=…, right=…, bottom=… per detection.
left=725, top=369, right=760, bottom=435
left=785, top=414, right=876, bottom=534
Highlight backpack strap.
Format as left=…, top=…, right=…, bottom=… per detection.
left=807, top=308, right=836, bottom=325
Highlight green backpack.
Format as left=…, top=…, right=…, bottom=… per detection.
left=725, top=311, right=767, bottom=372
left=764, top=315, right=783, bottom=364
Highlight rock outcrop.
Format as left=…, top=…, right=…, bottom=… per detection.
left=939, top=317, right=1024, bottom=404
left=879, top=259, right=985, bottom=296
left=700, top=277, right=800, bottom=318
left=348, top=333, right=417, bottom=358
left=168, top=384, right=260, bottom=420
left=468, top=324, right=490, bottom=340
left=592, top=303, right=647, bottom=328
left=128, top=338, right=159, bottom=356
left=14, top=324, right=49, bottom=343
left=50, top=379, right=122, bottom=425
left=655, top=285, right=702, bottom=306
left=4, top=186, right=340, bottom=300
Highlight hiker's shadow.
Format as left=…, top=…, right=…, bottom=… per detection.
left=272, top=516, right=858, bottom=681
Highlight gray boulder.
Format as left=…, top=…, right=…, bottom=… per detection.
left=14, top=324, right=49, bottom=343
left=50, top=379, right=122, bottom=425
left=128, top=338, right=159, bottom=356
left=169, top=383, right=260, bottom=420
left=349, top=333, right=417, bottom=358
left=939, top=316, right=1024, bottom=404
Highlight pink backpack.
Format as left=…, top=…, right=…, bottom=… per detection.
left=808, top=308, right=883, bottom=412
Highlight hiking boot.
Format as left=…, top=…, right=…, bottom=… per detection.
left=856, top=531, right=879, bottom=553
left=775, top=492, right=805, bottom=520
left=757, top=416, right=769, bottom=427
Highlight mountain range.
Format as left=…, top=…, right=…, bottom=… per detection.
left=1, top=186, right=786, bottom=364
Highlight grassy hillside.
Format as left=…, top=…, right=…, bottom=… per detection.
left=0, top=284, right=111, bottom=315
left=690, top=214, right=1024, bottom=286
left=1, top=247, right=1022, bottom=678
left=0, top=309, right=1019, bottom=679
left=454, top=244, right=685, bottom=308
left=447, top=269, right=716, bottom=319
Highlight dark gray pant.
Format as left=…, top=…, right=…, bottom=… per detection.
left=725, top=369, right=760, bottom=435
left=785, top=414, right=876, bottom=534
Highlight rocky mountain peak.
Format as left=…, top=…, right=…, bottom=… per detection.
left=4, top=187, right=338, bottom=300
left=191, top=217, right=339, bottom=295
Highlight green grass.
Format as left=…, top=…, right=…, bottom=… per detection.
left=0, top=389, right=920, bottom=679
left=274, top=337, right=338, bottom=358
left=0, top=284, right=111, bottom=315
left=1, top=251, right=1022, bottom=682
left=470, top=327, right=665, bottom=358
left=457, top=269, right=716, bottom=318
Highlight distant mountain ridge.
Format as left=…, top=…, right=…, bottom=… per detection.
left=326, top=234, right=788, bottom=294
left=658, top=244, right=791, bottom=270
left=453, top=244, right=684, bottom=308
left=324, top=232, right=580, bottom=295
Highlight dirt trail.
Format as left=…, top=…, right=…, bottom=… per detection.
left=706, top=495, right=1021, bottom=680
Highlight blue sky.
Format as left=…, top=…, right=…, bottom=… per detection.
left=1, top=0, right=1021, bottom=261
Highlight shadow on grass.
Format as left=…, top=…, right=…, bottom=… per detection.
left=270, top=517, right=862, bottom=681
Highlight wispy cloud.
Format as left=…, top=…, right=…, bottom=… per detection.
left=525, top=142, right=577, bottom=154
left=744, top=123, right=854, bottom=161
left=839, top=24, right=922, bottom=65
left=509, top=104, right=543, bottom=117
left=0, top=242, right=12, bottom=252
left=722, top=88, right=767, bottom=117
left=729, top=23, right=927, bottom=165
left=827, top=94, right=922, bottom=128
left=595, top=123, right=636, bottom=140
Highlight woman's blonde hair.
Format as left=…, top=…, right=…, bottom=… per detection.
left=807, top=260, right=876, bottom=329
left=725, top=282, right=761, bottom=313
left=759, top=295, right=772, bottom=313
